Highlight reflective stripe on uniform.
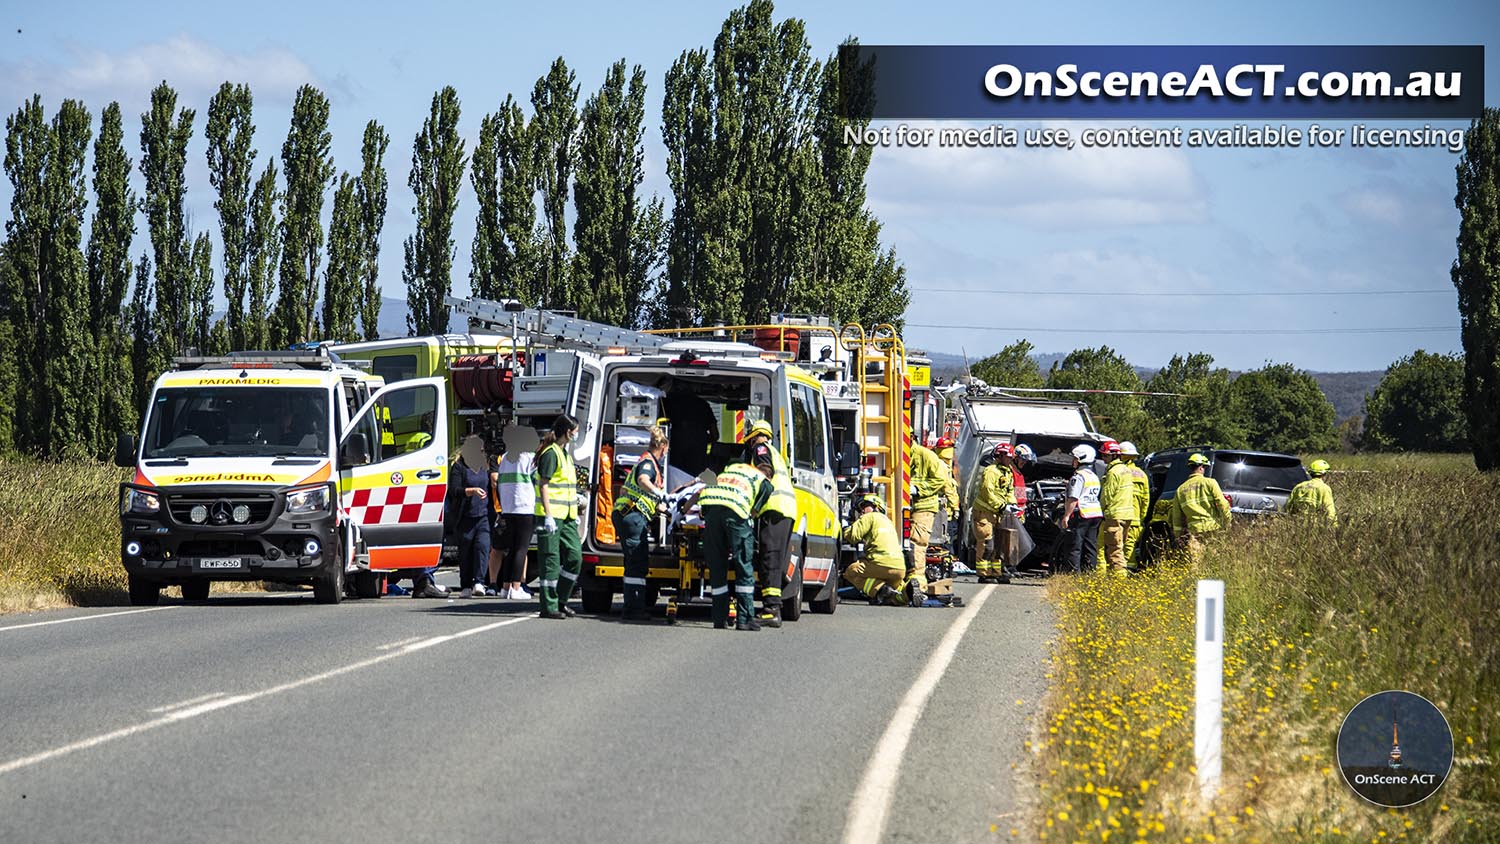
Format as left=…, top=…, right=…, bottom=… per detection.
left=616, top=454, right=662, bottom=515
left=711, top=585, right=730, bottom=596
left=541, top=579, right=559, bottom=588
left=623, top=577, right=648, bottom=586
left=734, top=585, right=755, bottom=595
left=761, top=586, right=781, bottom=597
left=1075, top=469, right=1103, bottom=519
left=534, top=443, right=578, bottom=520
left=697, top=464, right=764, bottom=519
left=560, top=569, right=578, bottom=581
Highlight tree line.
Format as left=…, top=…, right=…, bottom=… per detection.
left=0, top=0, right=908, bottom=459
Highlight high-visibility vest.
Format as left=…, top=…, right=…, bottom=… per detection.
left=616, top=453, right=663, bottom=516
left=496, top=452, right=536, bottom=515
left=762, top=446, right=797, bottom=519
left=1072, top=469, right=1102, bottom=519
left=1100, top=460, right=1139, bottom=521
left=698, top=463, right=767, bottom=520
left=533, top=442, right=578, bottom=520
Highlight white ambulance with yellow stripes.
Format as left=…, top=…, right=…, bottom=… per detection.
left=115, top=350, right=450, bottom=605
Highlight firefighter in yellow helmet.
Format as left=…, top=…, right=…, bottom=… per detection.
left=1168, top=453, right=1231, bottom=564
left=1284, top=459, right=1338, bottom=526
left=841, top=494, right=907, bottom=606
left=1097, top=440, right=1138, bottom=578
left=971, top=442, right=1016, bottom=584
left=1117, top=442, right=1151, bottom=568
left=908, top=442, right=957, bottom=602
left=745, top=419, right=796, bottom=628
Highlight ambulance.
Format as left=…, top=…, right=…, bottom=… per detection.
left=115, top=349, right=450, bottom=605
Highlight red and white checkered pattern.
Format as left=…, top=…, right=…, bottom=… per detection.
left=344, top=483, right=446, bottom=526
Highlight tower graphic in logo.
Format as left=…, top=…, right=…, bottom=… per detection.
left=1337, top=690, right=1451, bottom=808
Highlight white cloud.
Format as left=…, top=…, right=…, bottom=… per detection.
left=0, top=34, right=320, bottom=113
left=866, top=120, right=1207, bottom=229
left=1339, top=186, right=1405, bottom=227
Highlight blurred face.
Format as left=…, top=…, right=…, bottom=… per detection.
left=561, top=425, right=578, bottom=445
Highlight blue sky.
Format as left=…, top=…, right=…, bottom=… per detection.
left=3, top=0, right=1496, bottom=371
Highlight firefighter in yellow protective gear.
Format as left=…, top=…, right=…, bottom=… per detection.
left=745, top=419, right=796, bottom=628
left=908, top=443, right=957, bottom=600
left=1168, top=453, right=1231, bottom=564
left=1284, top=459, right=1338, bottom=526
left=1118, top=442, right=1151, bottom=566
left=1097, top=440, right=1138, bottom=578
left=971, top=442, right=1016, bottom=584
left=841, top=494, right=907, bottom=606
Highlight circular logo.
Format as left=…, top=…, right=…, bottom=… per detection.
left=389, top=472, right=403, bottom=486
left=1336, top=690, right=1452, bottom=807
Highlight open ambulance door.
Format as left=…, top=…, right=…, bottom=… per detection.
left=338, top=377, right=450, bottom=572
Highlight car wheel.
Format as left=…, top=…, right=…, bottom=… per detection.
left=128, top=574, right=160, bottom=606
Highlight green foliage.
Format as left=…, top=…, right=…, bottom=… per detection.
left=276, top=84, right=333, bottom=346
left=497, top=97, right=540, bottom=304
left=572, top=60, right=663, bottom=328
left=1453, top=107, right=1500, bottom=471
left=403, top=86, right=466, bottom=335
left=3, top=95, right=50, bottom=452
left=138, top=82, right=195, bottom=365
left=244, top=160, right=279, bottom=350
left=86, top=102, right=134, bottom=339
left=127, top=255, right=160, bottom=417
left=356, top=120, right=388, bottom=341
left=1363, top=349, right=1468, bottom=452
left=1144, top=352, right=1246, bottom=451
left=187, top=231, right=213, bottom=352
left=531, top=58, right=579, bottom=309
left=321, top=173, right=362, bottom=342
left=971, top=339, right=1044, bottom=389
left=1229, top=362, right=1337, bottom=453
left=1046, top=346, right=1148, bottom=444
left=205, top=82, right=256, bottom=351
left=470, top=109, right=506, bottom=302
left=41, top=100, right=92, bottom=458
left=0, top=246, right=15, bottom=451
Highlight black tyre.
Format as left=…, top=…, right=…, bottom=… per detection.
left=352, top=570, right=384, bottom=599
left=128, top=574, right=160, bottom=606
left=180, top=580, right=210, bottom=602
left=312, top=562, right=345, bottom=604
left=809, top=545, right=839, bottom=615
left=580, top=586, right=614, bottom=614
left=781, top=559, right=803, bottom=622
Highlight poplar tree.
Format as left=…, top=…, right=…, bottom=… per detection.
left=531, top=59, right=578, bottom=309
left=139, top=82, right=195, bottom=362
left=87, top=102, right=137, bottom=452
left=2, top=96, right=49, bottom=450
left=128, top=255, right=159, bottom=419
left=402, top=86, right=465, bottom=334
left=1453, top=107, right=1500, bottom=471
left=244, top=160, right=279, bottom=350
left=661, top=49, right=715, bottom=326
left=572, top=60, right=664, bottom=327
left=188, top=232, right=214, bottom=352
left=322, top=173, right=362, bottom=342
left=205, top=82, right=256, bottom=350
left=356, top=120, right=389, bottom=340
left=276, top=85, right=333, bottom=346
left=470, top=110, right=505, bottom=301
left=498, top=96, right=539, bottom=303
left=41, top=100, right=92, bottom=456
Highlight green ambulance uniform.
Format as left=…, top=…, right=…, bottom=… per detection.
left=698, top=463, right=772, bottom=629
left=613, top=452, right=663, bottom=617
left=535, top=441, right=582, bottom=614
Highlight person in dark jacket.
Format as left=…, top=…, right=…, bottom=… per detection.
left=447, top=434, right=493, bottom=598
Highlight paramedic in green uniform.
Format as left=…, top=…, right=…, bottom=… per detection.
left=698, top=461, right=773, bottom=631
left=613, top=426, right=669, bottom=621
left=535, top=415, right=582, bottom=619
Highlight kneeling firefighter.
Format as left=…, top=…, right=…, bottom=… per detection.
left=699, top=460, right=774, bottom=631
left=745, top=420, right=796, bottom=628
left=841, top=494, right=908, bottom=606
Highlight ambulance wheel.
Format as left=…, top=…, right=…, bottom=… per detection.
left=581, top=586, right=614, bottom=614
left=352, top=571, right=384, bottom=600
left=128, top=574, right=160, bottom=606
left=781, top=564, right=803, bottom=622
left=809, top=569, right=839, bottom=615
left=180, top=580, right=210, bottom=602
left=312, top=563, right=345, bottom=604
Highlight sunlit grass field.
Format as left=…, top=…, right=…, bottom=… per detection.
left=1030, top=453, right=1496, bottom=842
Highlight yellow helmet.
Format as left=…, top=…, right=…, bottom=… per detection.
left=748, top=419, right=774, bottom=440
left=1308, top=459, right=1330, bottom=476
left=857, top=493, right=886, bottom=513
left=1187, top=452, right=1211, bottom=467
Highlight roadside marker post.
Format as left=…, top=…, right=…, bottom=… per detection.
left=1195, top=579, right=1224, bottom=803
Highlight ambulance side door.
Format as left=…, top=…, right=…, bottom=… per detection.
left=338, top=377, right=449, bottom=571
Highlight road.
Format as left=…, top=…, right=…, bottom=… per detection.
left=0, top=577, right=1051, bottom=844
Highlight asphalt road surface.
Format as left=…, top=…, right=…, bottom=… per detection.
left=0, top=576, right=1051, bottom=844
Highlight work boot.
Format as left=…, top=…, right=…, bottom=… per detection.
left=759, top=611, right=782, bottom=629
left=736, top=616, right=762, bottom=631
left=712, top=594, right=730, bottom=629
left=874, top=584, right=903, bottom=607
left=905, top=580, right=927, bottom=607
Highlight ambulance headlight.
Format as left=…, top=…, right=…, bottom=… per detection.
left=232, top=504, right=251, bottom=523
left=189, top=505, right=208, bottom=524
left=285, top=485, right=330, bottom=514
left=122, top=488, right=160, bottom=515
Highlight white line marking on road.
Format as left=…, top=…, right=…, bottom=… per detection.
left=0, top=615, right=533, bottom=777
left=377, top=636, right=424, bottom=651
left=842, top=585, right=997, bottom=844
left=148, top=692, right=228, bottom=714
left=0, top=606, right=176, bottom=633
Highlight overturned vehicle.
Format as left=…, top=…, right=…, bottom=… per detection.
left=948, top=389, right=1112, bottom=572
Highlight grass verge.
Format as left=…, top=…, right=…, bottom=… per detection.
left=1031, top=453, right=1496, bottom=842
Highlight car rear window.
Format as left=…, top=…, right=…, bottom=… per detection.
left=1211, top=454, right=1308, bottom=493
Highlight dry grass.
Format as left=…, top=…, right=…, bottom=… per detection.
left=0, top=456, right=265, bottom=615
left=1031, top=453, right=1497, bottom=842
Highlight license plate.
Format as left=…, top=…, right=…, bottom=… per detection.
left=198, top=557, right=244, bottom=570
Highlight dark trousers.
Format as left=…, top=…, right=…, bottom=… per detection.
left=497, top=513, right=535, bottom=584
left=1065, top=517, right=1100, bottom=574
left=457, top=519, right=492, bottom=589
left=613, top=508, right=651, bottom=614
left=754, top=512, right=794, bottom=616
left=703, top=505, right=755, bottom=627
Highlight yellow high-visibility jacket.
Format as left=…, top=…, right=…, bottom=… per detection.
left=1169, top=474, right=1231, bottom=536
left=1284, top=477, right=1337, bottom=526
left=1100, top=460, right=1139, bottom=521
left=911, top=444, right=956, bottom=513
left=842, top=511, right=904, bottom=570
left=972, top=463, right=1014, bottom=513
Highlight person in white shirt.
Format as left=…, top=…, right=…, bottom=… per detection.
left=490, top=428, right=540, bottom=599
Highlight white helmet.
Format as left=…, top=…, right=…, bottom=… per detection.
left=1071, top=444, right=1096, bottom=464
left=1118, top=441, right=1140, bottom=457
